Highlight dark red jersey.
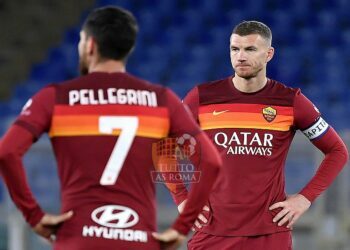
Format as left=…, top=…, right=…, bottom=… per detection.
left=7, top=72, right=220, bottom=249
left=182, top=76, right=332, bottom=236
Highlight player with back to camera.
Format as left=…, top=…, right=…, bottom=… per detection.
left=169, top=20, right=349, bottom=250
left=0, top=6, right=222, bottom=250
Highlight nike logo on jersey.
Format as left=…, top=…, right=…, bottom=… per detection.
left=213, top=110, right=229, bottom=116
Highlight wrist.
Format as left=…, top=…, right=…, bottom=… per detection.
left=298, top=191, right=313, bottom=204
left=177, top=199, right=187, bottom=213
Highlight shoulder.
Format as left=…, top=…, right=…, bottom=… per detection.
left=52, top=76, right=85, bottom=92
left=54, top=73, right=167, bottom=93
left=157, top=86, right=181, bottom=107
left=123, top=74, right=177, bottom=106
left=28, top=84, right=57, bottom=103
left=122, top=73, right=166, bottom=92
left=193, top=77, right=232, bottom=104
left=267, top=79, right=302, bottom=107
left=197, top=77, right=230, bottom=93
left=268, top=79, right=299, bottom=97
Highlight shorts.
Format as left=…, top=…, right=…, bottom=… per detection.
left=188, top=231, right=292, bottom=250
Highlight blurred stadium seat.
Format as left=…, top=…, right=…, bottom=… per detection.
left=1, top=1, right=350, bottom=249
left=0, top=0, right=349, bottom=197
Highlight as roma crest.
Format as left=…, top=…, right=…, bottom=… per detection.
left=262, top=106, right=277, bottom=122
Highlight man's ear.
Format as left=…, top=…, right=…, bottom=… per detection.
left=86, top=37, right=95, bottom=56
left=266, top=47, right=274, bottom=63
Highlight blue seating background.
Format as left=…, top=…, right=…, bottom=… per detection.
left=0, top=0, right=349, bottom=207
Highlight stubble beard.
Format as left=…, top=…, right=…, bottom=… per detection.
left=234, top=66, right=263, bottom=79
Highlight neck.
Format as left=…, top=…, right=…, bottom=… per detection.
left=89, top=60, right=126, bottom=74
left=232, top=73, right=267, bottom=93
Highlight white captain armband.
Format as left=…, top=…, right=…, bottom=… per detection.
left=302, top=117, right=329, bottom=140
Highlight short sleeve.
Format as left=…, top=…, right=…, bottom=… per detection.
left=165, top=88, right=201, bottom=138
left=14, top=86, right=56, bottom=140
left=294, top=89, right=330, bottom=141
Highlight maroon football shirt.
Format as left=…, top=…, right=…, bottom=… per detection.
left=13, top=72, right=207, bottom=249
left=181, top=76, right=330, bottom=236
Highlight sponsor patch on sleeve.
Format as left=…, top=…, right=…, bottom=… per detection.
left=302, top=117, right=329, bottom=140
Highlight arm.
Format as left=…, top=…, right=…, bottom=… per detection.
left=179, top=86, right=212, bottom=230
left=270, top=128, right=348, bottom=228
left=300, top=127, right=348, bottom=202
left=295, top=94, right=349, bottom=200
left=154, top=88, right=221, bottom=241
left=0, top=125, right=44, bottom=227
left=166, top=87, right=200, bottom=207
left=183, top=86, right=199, bottom=122
left=0, top=87, right=54, bottom=226
left=0, top=125, right=73, bottom=241
left=270, top=91, right=349, bottom=228
left=153, top=131, right=221, bottom=248
left=170, top=131, right=221, bottom=234
left=0, top=86, right=73, bottom=241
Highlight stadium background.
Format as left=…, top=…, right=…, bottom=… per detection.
left=0, top=0, right=350, bottom=249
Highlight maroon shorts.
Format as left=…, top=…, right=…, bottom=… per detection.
left=188, top=231, right=292, bottom=250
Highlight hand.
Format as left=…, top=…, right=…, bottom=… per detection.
left=269, top=194, right=311, bottom=229
left=33, top=211, right=73, bottom=242
left=177, top=200, right=211, bottom=231
left=192, top=205, right=210, bottom=231
left=177, top=200, right=187, bottom=213
left=152, top=228, right=186, bottom=250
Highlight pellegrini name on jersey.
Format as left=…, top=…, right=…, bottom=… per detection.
left=214, top=131, right=273, bottom=156
left=69, top=88, right=158, bottom=107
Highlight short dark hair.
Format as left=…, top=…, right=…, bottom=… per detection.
left=82, top=6, right=138, bottom=61
left=232, top=21, right=272, bottom=44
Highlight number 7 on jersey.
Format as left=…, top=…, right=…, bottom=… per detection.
left=99, top=116, right=139, bottom=185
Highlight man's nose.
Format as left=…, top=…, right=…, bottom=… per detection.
left=237, top=51, right=246, bottom=61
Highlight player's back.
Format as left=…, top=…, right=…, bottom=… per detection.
left=50, top=72, right=171, bottom=249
